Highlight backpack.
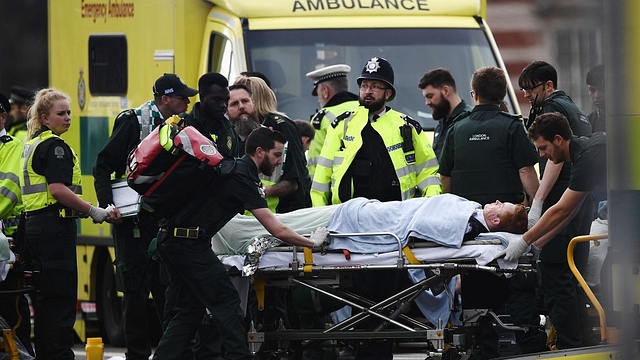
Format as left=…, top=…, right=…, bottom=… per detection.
left=126, top=118, right=225, bottom=217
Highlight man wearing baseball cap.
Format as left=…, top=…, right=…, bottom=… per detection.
left=93, top=73, right=198, bottom=360
left=0, top=91, right=33, bottom=356
left=305, top=64, right=358, bottom=180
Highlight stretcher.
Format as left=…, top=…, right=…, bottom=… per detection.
left=219, top=231, right=535, bottom=358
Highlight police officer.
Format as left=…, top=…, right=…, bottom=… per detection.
left=21, top=88, right=115, bottom=360
left=6, top=86, right=36, bottom=141
left=93, top=73, right=198, bottom=360
left=518, top=60, right=594, bottom=349
left=152, top=127, right=326, bottom=360
left=439, top=66, right=542, bottom=358
left=310, top=57, right=441, bottom=360
left=418, top=68, right=473, bottom=160
left=0, top=91, right=33, bottom=356
left=311, top=56, right=441, bottom=206
left=305, top=64, right=359, bottom=180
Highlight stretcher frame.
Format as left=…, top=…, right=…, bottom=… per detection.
left=237, top=232, right=535, bottom=357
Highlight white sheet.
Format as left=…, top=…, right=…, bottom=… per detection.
left=220, top=241, right=517, bottom=271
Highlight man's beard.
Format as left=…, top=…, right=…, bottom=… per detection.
left=431, top=97, right=451, bottom=120
left=234, top=114, right=260, bottom=138
left=259, top=157, right=275, bottom=177
left=359, top=96, right=386, bottom=113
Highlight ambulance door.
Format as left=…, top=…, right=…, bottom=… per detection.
left=200, top=10, right=244, bottom=81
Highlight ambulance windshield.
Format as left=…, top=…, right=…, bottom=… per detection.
left=244, top=28, right=507, bottom=130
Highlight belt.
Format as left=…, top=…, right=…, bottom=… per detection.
left=26, top=207, right=79, bottom=219
left=172, top=226, right=208, bottom=239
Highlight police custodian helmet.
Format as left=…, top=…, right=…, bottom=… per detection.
left=357, top=57, right=396, bottom=101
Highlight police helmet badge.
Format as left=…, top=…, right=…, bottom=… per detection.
left=365, top=57, right=381, bottom=74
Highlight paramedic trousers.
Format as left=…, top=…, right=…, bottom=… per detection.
left=113, top=209, right=167, bottom=360
left=153, top=230, right=251, bottom=360
left=25, top=215, right=77, bottom=360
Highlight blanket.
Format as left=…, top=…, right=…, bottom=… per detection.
left=327, top=194, right=481, bottom=253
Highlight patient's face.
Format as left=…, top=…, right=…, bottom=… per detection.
left=483, top=201, right=517, bottom=223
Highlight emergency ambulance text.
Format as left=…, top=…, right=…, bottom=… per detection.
left=81, top=0, right=134, bottom=23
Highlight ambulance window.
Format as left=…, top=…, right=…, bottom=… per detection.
left=207, top=33, right=235, bottom=80
left=88, top=35, right=127, bottom=96
left=244, top=28, right=510, bottom=129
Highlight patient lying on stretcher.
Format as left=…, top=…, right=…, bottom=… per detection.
left=212, top=193, right=528, bottom=256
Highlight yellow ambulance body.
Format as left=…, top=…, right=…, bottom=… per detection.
left=48, top=0, right=518, bottom=345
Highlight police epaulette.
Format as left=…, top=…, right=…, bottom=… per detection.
left=401, top=115, right=423, bottom=134
left=311, top=110, right=326, bottom=130
left=0, top=135, right=12, bottom=144
left=331, top=111, right=354, bottom=128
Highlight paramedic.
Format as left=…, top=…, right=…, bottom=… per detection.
left=227, top=84, right=261, bottom=156
left=152, top=127, right=328, bottom=360
left=418, top=68, right=472, bottom=160
left=0, top=91, right=33, bottom=356
left=311, top=56, right=440, bottom=360
left=518, top=61, right=594, bottom=349
left=294, top=119, right=315, bottom=152
left=439, top=66, right=539, bottom=205
left=234, top=75, right=311, bottom=213
left=183, top=72, right=241, bottom=158
left=311, top=56, right=441, bottom=206
left=499, top=112, right=607, bottom=349
left=439, top=66, right=542, bottom=358
left=93, top=73, right=198, bottom=360
left=6, top=86, right=36, bottom=141
left=21, top=88, right=116, bottom=360
left=305, top=64, right=359, bottom=180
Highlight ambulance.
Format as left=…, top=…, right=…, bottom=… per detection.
left=49, top=0, right=519, bottom=345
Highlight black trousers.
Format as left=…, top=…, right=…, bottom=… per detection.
left=25, top=216, right=77, bottom=360
left=113, top=209, right=167, bottom=360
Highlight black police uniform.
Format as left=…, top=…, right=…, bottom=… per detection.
left=25, top=127, right=79, bottom=360
left=184, top=102, right=240, bottom=158
left=152, top=155, right=266, bottom=360
left=432, top=100, right=473, bottom=160
left=439, top=104, right=538, bottom=205
left=261, top=113, right=311, bottom=212
left=93, top=107, right=168, bottom=360
left=531, top=90, right=593, bottom=349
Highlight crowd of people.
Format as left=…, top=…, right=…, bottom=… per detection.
left=0, top=58, right=607, bottom=360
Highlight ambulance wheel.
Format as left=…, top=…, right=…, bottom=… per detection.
left=99, top=254, right=126, bottom=347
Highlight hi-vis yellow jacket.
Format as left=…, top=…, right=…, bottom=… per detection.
left=21, top=130, right=82, bottom=211
left=308, top=99, right=359, bottom=181
left=311, top=106, right=441, bottom=206
left=0, top=134, right=24, bottom=235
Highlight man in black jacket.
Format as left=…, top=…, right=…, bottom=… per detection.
left=93, top=73, right=198, bottom=360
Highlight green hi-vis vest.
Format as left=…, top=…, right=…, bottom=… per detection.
left=21, top=130, right=82, bottom=212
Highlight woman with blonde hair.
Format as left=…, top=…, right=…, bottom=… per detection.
left=232, top=76, right=311, bottom=211
left=21, top=88, right=116, bottom=359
